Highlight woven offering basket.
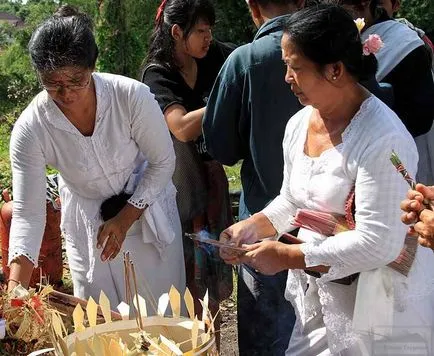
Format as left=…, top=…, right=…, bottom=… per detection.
left=62, top=316, right=217, bottom=355
left=49, top=286, right=217, bottom=356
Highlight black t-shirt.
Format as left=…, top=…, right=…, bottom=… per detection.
left=142, top=40, right=235, bottom=159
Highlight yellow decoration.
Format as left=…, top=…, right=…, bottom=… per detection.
left=117, top=301, right=130, bottom=320
left=99, top=291, right=112, bottom=324
left=133, top=293, right=148, bottom=318
left=191, top=317, right=199, bottom=350
left=184, top=288, right=194, bottom=319
left=169, top=286, right=181, bottom=318
left=201, top=291, right=209, bottom=324
left=158, top=293, right=170, bottom=317
left=355, top=18, right=365, bottom=33
left=72, top=304, right=85, bottom=333
left=108, top=338, right=123, bottom=355
left=86, top=297, right=98, bottom=328
left=160, top=334, right=183, bottom=355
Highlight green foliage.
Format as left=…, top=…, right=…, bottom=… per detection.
left=213, top=0, right=255, bottom=45
left=399, top=0, right=434, bottom=38
left=95, top=0, right=128, bottom=74
left=124, top=0, right=159, bottom=79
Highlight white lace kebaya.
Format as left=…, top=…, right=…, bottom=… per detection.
left=262, top=96, right=434, bottom=354
left=8, top=73, right=185, bottom=306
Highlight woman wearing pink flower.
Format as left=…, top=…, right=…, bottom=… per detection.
left=337, top=0, right=434, bottom=186
left=220, top=5, right=434, bottom=355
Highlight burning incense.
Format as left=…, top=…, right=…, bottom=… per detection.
left=390, top=150, right=417, bottom=189
left=390, top=150, right=434, bottom=210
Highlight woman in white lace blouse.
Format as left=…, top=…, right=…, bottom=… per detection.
left=7, top=6, right=185, bottom=308
left=220, top=5, right=434, bottom=355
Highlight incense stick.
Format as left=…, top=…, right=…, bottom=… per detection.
left=131, top=262, right=144, bottom=330
left=390, top=150, right=434, bottom=210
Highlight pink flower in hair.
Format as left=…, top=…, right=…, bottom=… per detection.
left=363, top=34, right=384, bottom=56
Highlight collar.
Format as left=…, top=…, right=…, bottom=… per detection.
left=254, top=14, right=288, bottom=41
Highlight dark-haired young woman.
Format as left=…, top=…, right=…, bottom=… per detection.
left=142, top=0, right=234, bottom=324
left=219, top=5, right=434, bottom=355
left=336, top=0, right=434, bottom=185
left=7, top=5, right=185, bottom=308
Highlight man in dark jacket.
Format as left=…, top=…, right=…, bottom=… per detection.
left=203, top=0, right=304, bottom=354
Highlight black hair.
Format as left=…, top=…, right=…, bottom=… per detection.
left=28, top=5, right=98, bottom=73
left=255, top=0, right=301, bottom=6
left=146, top=0, right=215, bottom=69
left=283, top=4, right=377, bottom=81
left=330, top=0, right=383, bottom=20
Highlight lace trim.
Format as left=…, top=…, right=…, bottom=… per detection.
left=316, top=265, right=359, bottom=353
left=8, top=249, right=37, bottom=267
left=127, top=197, right=148, bottom=209
left=299, top=243, right=360, bottom=352
left=341, top=96, right=374, bottom=144
left=284, top=270, right=311, bottom=322
left=300, top=241, right=322, bottom=268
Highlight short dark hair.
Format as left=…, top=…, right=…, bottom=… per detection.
left=283, top=4, right=377, bottom=81
left=146, top=0, right=215, bottom=69
left=255, top=0, right=300, bottom=6
left=28, top=5, right=98, bottom=73
left=329, top=0, right=382, bottom=19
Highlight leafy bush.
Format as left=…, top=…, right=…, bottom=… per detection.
left=399, top=0, right=434, bottom=38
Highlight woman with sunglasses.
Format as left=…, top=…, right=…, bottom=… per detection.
left=7, top=5, right=186, bottom=308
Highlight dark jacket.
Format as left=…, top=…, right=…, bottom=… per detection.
left=203, top=16, right=301, bottom=214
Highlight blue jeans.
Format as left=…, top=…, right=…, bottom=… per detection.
left=237, top=194, right=296, bottom=355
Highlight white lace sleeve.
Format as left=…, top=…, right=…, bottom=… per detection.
left=127, top=84, right=175, bottom=209
left=8, top=116, right=47, bottom=267
left=300, top=134, right=418, bottom=280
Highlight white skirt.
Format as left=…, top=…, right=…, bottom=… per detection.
left=65, top=218, right=186, bottom=312
left=285, top=271, right=434, bottom=356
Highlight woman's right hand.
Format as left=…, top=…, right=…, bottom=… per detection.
left=219, top=218, right=259, bottom=264
left=400, top=184, right=434, bottom=249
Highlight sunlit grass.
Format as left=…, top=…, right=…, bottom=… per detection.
left=224, top=162, right=242, bottom=192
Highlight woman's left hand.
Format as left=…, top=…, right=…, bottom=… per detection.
left=239, top=240, right=293, bottom=275
left=97, top=215, right=128, bottom=261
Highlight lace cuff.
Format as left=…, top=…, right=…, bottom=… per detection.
left=300, top=242, right=355, bottom=282
left=8, top=247, right=37, bottom=267
left=127, top=196, right=149, bottom=209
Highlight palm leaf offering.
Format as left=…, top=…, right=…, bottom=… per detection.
left=47, top=251, right=217, bottom=355
left=0, top=284, right=64, bottom=353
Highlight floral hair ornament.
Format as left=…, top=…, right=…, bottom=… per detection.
left=155, top=0, right=168, bottom=24
left=363, top=34, right=384, bottom=56
left=354, top=18, right=365, bottom=32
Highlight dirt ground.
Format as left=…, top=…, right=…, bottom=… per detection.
left=219, top=292, right=239, bottom=356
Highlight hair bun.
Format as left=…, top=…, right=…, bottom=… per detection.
left=53, top=5, right=93, bottom=31
left=54, top=5, right=81, bottom=17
